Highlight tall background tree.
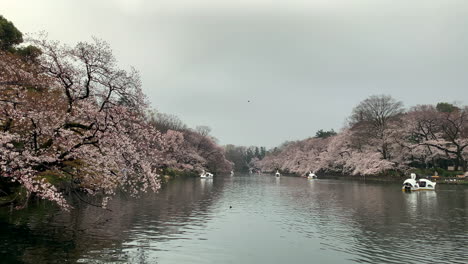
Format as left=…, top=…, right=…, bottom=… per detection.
left=349, top=95, right=404, bottom=160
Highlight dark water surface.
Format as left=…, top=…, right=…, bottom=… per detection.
left=1, top=175, right=467, bottom=263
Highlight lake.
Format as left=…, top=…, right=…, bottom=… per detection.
left=1, top=174, right=467, bottom=263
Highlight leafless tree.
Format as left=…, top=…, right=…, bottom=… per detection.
left=195, top=125, right=211, bottom=137
left=149, top=112, right=187, bottom=132
left=349, top=95, right=404, bottom=159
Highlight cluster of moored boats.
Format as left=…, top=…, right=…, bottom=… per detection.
left=200, top=169, right=319, bottom=179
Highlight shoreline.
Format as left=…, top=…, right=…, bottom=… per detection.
left=264, top=172, right=468, bottom=185
left=323, top=174, right=468, bottom=185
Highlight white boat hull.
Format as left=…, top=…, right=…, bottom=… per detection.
left=402, top=186, right=420, bottom=191
left=200, top=170, right=213, bottom=178
left=402, top=177, right=436, bottom=191
left=401, top=187, right=435, bottom=191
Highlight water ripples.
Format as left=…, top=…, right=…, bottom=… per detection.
left=1, top=175, right=467, bottom=263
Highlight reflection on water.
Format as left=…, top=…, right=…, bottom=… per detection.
left=1, top=176, right=467, bottom=263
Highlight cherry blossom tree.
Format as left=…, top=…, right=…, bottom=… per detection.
left=1, top=34, right=231, bottom=210
left=182, top=129, right=232, bottom=173
left=257, top=100, right=467, bottom=177
left=405, top=104, right=468, bottom=171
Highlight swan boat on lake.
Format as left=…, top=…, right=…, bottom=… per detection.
left=402, top=173, right=436, bottom=191
left=200, top=170, right=213, bottom=178
left=275, top=170, right=281, bottom=177
left=307, top=171, right=317, bottom=179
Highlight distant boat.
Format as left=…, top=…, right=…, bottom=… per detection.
left=402, top=173, right=436, bottom=191
left=230, top=171, right=234, bottom=176
left=275, top=170, right=281, bottom=177
left=200, top=170, right=213, bottom=178
left=307, top=171, right=317, bottom=179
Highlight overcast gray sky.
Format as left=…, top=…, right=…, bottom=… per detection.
left=2, top=0, right=468, bottom=147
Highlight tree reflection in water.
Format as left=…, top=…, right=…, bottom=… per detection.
left=1, top=176, right=466, bottom=264
left=0, top=177, right=224, bottom=263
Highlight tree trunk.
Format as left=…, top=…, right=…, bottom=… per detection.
left=454, top=158, right=460, bottom=171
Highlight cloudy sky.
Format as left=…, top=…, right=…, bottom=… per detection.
left=2, top=0, right=468, bottom=147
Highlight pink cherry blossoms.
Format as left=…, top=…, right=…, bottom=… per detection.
left=1, top=36, right=232, bottom=210
left=255, top=96, right=468, bottom=176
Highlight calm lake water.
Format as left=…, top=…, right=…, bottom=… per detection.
left=1, top=175, right=467, bottom=263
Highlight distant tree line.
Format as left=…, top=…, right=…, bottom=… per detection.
left=224, top=145, right=266, bottom=172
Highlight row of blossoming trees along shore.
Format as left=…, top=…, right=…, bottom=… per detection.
left=0, top=16, right=232, bottom=210
left=254, top=96, right=468, bottom=177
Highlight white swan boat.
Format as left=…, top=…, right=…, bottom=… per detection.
left=417, top=178, right=437, bottom=190
left=402, top=173, right=436, bottom=191
left=275, top=170, right=281, bottom=177
left=307, top=171, right=317, bottom=179
left=200, top=170, right=213, bottom=178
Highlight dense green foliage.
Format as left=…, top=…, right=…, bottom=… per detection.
left=0, top=15, right=42, bottom=62
left=315, top=129, right=337, bottom=138
left=0, top=15, right=23, bottom=51
left=224, top=145, right=266, bottom=172
left=436, top=102, right=459, bottom=113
